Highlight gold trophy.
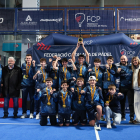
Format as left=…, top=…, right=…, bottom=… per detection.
left=78, top=36, right=83, bottom=43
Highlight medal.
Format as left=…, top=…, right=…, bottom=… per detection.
left=54, top=76, right=57, bottom=79
left=46, top=87, right=52, bottom=106
left=91, top=101, right=94, bottom=104
left=79, top=65, right=83, bottom=77
left=53, top=68, right=57, bottom=80
left=106, top=101, right=109, bottom=104
left=78, top=100, right=81, bottom=104
left=61, top=91, right=68, bottom=108
left=41, top=67, right=46, bottom=83
left=77, top=87, right=83, bottom=104
left=107, top=65, right=112, bottom=81
left=63, top=67, right=67, bottom=81
left=91, top=86, right=96, bottom=104
left=79, top=74, right=82, bottom=77
left=26, top=64, right=31, bottom=78
left=23, top=75, right=27, bottom=79
left=95, top=67, right=99, bottom=81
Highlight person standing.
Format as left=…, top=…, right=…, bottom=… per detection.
left=1, top=57, right=22, bottom=118
left=21, top=54, right=36, bottom=119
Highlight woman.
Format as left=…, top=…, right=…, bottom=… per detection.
left=132, top=56, right=140, bottom=123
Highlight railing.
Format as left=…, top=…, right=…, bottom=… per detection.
left=0, top=6, right=140, bottom=35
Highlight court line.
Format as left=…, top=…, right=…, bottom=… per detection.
left=94, top=127, right=100, bottom=140
left=0, top=123, right=40, bottom=125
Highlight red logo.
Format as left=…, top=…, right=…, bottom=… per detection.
left=37, top=43, right=51, bottom=50
left=75, top=16, right=81, bottom=22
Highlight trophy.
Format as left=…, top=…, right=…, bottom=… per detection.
left=78, top=36, right=83, bottom=43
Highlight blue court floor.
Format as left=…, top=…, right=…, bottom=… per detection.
left=0, top=108, right=140, bottom=140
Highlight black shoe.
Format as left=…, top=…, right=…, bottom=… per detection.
left=129, top=117, right=134, bottom=123
left=14, top=115, right=18, bottom=118
left=121, top=117, right=126, bottom=121
left=3, top=115, right=8, bottom=118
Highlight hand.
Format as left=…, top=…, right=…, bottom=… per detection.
left=106, top=64, right=109, bottom=70
left=37, top=89, right=40, bottom=92
left=81, top=90, right=85, bottom=94
left=37, top=70, right=40, bottom=74
left=53, top=89, right=56, bottom=92
left=50, top=90, right=54, bottom=94
left=49, top=58, right=52, bottom=62
left=105, top=103, right=109, bottom=106
left=77, top=42, right=80, bottom=48
left=117, top=68, right=121, bottom=73
left=71, top=88, right=74, bottom=92
left=118, top=92, right=123, bottom=96
left=80, top=41, right=84, bottom=47
left=32, top=60, right=36, bottom=67
left=1, top=84, right=3, bottom=87
left=99, top=87, right=102, bottom=90
left=57, top=57, right=61, bottom=60
left=88, top=69, right=92, bottom=72
left=73, top=77, right=76, bottom=81
left=68, top=59, right=73, bottom=63
left=53, top=55, right=57, bottom=59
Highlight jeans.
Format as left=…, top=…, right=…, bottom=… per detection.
left=119, top=87, right=134, bottom=118
left=4, top=94, right=18, bottom=116
left=35, top=99, right=41, bottom=114
left=22, top=86, right=34, bottom=114
left=105, top=106, right=121, bottom=124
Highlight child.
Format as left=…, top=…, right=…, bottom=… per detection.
left=34, top=77, right=57, bottom=126
left=53, top=80, right=73, bottom=126
left=88, top=58, right=104, bottom=89
left=81, top=76, right=104, bottom=130
left=33, top=58, right=51, bottom=119
left=53, top=57, right=77, bottom=89
left=71, top=41, right=89, bottom=84
left=21, top=54, right=36, bottom=119
left=105, top=84, right=124, bottom=129
left=71, top=77, right=87, bottom=125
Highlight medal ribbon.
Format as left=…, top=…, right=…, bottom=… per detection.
left=61, top=92, right=68, bottom=106
left=109, top=95, right=113, bottom=102
left=95, top=67, right=99, bottom=81
left=53, top=68, right=57, bottom=79
left=90, top=86, right=96, bottom=101
left=79, top=65, right=83, bottom=76
left=63, top=67, right=67, bottom=80
left=77, top=87, right=83, bottom=102
left=46, top=87, right=52, bottom=104
left=107, top=65, right=112, bottom=81
left=26, top=64, right=31, bottom=76
left=41, top=67, right=46, bottom=82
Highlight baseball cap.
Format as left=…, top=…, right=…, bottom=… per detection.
left=88, top=76, right=96, bottom=81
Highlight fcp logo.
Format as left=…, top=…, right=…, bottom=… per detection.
left=0, top=18, right=4, bottom=23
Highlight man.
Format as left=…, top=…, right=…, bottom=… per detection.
left=1, top=57, right=22, bottom=118
left=21, top=54, right=36, bottom=119
left=109, top=55, right=134, bottom=123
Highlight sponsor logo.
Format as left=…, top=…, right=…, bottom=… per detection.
left=75, top=13, right=85, bottom=27
left=20, top=15, right=37, bottom=26
left=120, top=49, right=135, bottom=58
left=83, top=40, right=93, bottom=45
left=40, top=18, right=62, bottom=23
left=0, top=101, right=4, bottom=104
left=0, top=18, right=3, bottom=23
left=120, top=17, right=140, bottom=21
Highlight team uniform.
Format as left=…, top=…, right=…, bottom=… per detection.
left=75, top=61, right=89, bottom=85
left=34, top=87, right=57, bottom=126
left=53, top=90, right=73, bottom=124
left=105, top=92, right=124, bottom=125
left=109, top=62, right=134, bottom=119
left=72, top=85, right=87, bottom=124
left=89, top=66, right=104, bottom=88
left=83, top=86, right=104, bottom=121
left=21, top=63, right=36, bottom=115
left=0, top=64, right=3, bottom=93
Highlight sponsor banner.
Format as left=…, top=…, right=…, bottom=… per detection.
left=18, top=10, right=63, bottom=30
left=119, top=10, right=140, bottom=29
left=68, top=10, right=114, bottom=30
left=0, top=9, right=15, bottom=31
left=32, top=44, right=140, bottom=68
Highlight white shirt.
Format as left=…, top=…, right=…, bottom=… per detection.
left=133, top=66, right=140, bottom=90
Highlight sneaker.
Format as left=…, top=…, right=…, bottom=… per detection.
left=29, top=113, right=34, bottom=119
left=112, top=122, right=116, bottom=126
left=21, top=113, right=27, bottom=119
left=129, top=117, right=134, bottom=123
left=107, top=122, right=112, bottom=129
left=36, top=113, right=40, bottom=120
left=94, top=123, right=101, bottom=131
left=2, top=115, right=8, bottom=118
left=100, top=116, right=105, bottom=121
left=121, top=117, right=126, bottom=121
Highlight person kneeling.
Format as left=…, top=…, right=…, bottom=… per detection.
left=105, top=84, right=124, bottom=129
left=35, top=77, right=57, bottom=126
left=81, top=76, right=105, bottom=131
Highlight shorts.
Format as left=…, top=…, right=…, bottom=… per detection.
left=58, top=114, right=70, bottom=124
left=87, top=108, right=96, bottom=121
left=72, top=110, right=87, bottom=124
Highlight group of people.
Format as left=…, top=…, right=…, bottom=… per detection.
left=0, top=41, right=140, bottom=130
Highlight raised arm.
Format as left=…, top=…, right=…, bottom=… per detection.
left=53, top=57, right=61, bottom=70
left=68, top=59, right=77, bottom=70
left=81, top=42, right=89, bottom=64
left=71, top=42, right=80, bottom=62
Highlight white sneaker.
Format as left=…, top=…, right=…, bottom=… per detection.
left=94, top=123, right=101, bottom=131
left=36, top=113, right=40, bottom=120
left=21, top=113, right=27, bottom=119
left=29, top=113, right=34, bottom=119
left=112, top=122, right=116, bottom=126
left=107, top=122, right=112, bottom=129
